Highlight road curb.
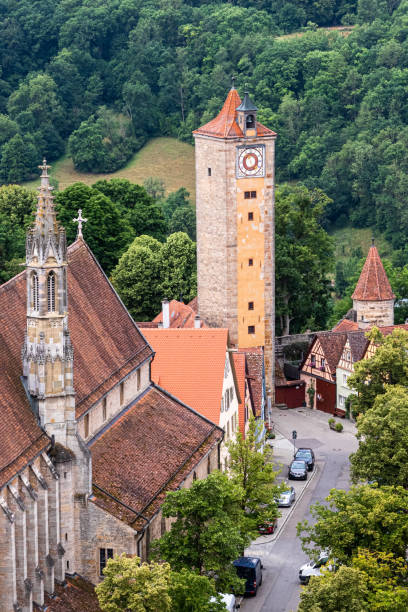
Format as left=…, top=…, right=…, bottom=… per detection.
left=249, top=459, right=323, bottom=546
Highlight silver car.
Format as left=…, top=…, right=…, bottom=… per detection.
left=276, top=486, right=296, bottom=507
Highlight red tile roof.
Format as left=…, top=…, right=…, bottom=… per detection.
left=90, top=385, right=223, bottom=527
left=42, top=575, right=100, bottom=611
left=232, top=352, right=247, bottom=435
left=240, top=348, right=264, bottom=418
left=352, top=245, right=395, bottom=301
left=0, top=271, right=50, bottom=488
left=151, top=299, right=204, bottom=329
left=142, top=328, right=229, bottom=425
left=193, top=88, right=276, bottom=139
left=303, top=332, right=347, bottom=375
left=347, top=331, right=369, bottom=362
left=67, top=239, right=153, bottom=418
left=0, top=238, right=153, bottom=488
left=332, top=319, right=359, bottom=332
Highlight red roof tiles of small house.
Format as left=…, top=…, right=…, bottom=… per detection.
left=332, top=319, right=359, bottom=332
left=306, top=332, right=347, bottom=374
left=42, top=575, right=101, bottom=611
left=193, top=88, right=276, bottom=139
left=347, top=331, right=369, bottom=362
left=142, top=328, right=229, bottom=425
left=90, top=385, right=222, bottom=527
left=232, top=352, right=247, bottom=435
left=152, top=299, right=205, bottom=329
left=240, top=347, right=264, bottom=417
left=0, top=238, right=153, bottom=488
left=376, top=323, right=408, bottom=336
left=351, top=245, right=395, bottom=301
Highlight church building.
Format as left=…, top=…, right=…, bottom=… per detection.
left=0, top=162, right=223, bottom=611
left=193, top=86, right=276, bottom=409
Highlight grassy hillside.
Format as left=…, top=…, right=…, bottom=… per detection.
left=23, top=137, right=196, bottom=199
left=332, top=226, right=393, bottom=263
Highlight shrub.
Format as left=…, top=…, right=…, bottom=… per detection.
left=328, top=417, right=335, bottom=425
left=335, top=422, right=343, bottom=432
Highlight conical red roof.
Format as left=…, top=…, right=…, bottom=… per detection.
left=351, top=245, right=395, bottom=301
left=193, top=88, right=276, bottom=139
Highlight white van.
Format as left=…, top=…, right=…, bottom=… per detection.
left=210, top=593, right=240, bottom=611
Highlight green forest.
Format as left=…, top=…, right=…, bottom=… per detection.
left=3, top=0, right=408, bottom=329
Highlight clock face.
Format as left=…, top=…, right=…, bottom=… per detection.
left=236, top=146, right=265, bottom=178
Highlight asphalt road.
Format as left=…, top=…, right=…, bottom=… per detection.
left=241, top=408, right=358, bottom=612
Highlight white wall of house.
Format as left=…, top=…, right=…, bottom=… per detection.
left=219, top=352, right=239, bottom=469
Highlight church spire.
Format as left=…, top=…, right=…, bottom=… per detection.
left=23, top=160, right=74, bottom=444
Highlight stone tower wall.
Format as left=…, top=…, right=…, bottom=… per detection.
left=353, top=299, right=394, bottom=327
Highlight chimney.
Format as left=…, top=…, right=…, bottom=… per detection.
left=194, top=315, right=201, bottom=329
left=162, top=299, right=170, bottom=329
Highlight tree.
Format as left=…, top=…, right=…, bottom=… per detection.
left=0, top=211, right=26, bottom=282
left=299, top=550, right=408, bottom=612
left=68, top=107, right=139, bottom=173
left=298, top=565, right=369, bottom=612
left=95, top=554, right=171, bottom=612
left=143, top=177, right=165, bottom=201
left=348, top=328, right=408, bottom=415
left=111, top=235, right=162, bottom=321
left=0, top=133, right=38, bottom=184
left=162, top=188, right=191, bottom=223
left=297, top=485, right=408, bottom=565
left=92, top=178, right=167, bottom=242
left=168, top=205, right=196, bottom=240
left=227, top=417, right=280, bottom=531
left=275, top=184, right=334, bottom=335
left=0, top=184, right=36, bottom=227
left=95, top=555, right=225, bottom=612
left=350, top=385, right=408, bottom=487
left=157, top=232, right=197, bottom=303
left=55, top=183, right=132, bottom=273
left=150, top=471, right=248, bottom=593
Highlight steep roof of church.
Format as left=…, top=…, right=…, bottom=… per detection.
left=142, top=328, right=233, bottom=425
left=351, top=244, right=395, bottom=301
left=0, top=271, right=50, bottom=489
left=0, top=238, right=153, bottom=488
left=90, top=385, right=223, bottom=527
left=67, top=239, right=153, bottom=418
left=193, top=88, right=276, bottom=139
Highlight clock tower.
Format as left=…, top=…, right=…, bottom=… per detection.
left=193, top=86, right=276, bottom=403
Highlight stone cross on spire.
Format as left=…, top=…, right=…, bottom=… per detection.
left=73, top=209, right=87, bottom=239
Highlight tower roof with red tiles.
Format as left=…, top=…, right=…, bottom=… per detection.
left=352, top=241, right=395, bottom=301
left=193, top=87, right=276, bottom=139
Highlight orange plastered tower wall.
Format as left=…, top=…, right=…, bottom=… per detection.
left=193, top=87, right=276, bottom=398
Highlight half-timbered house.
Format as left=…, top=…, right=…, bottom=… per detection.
left=336, top=331, right=369, bottom=413
left=300, top=333, right=347, bottom=414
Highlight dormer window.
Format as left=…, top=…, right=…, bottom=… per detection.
left=31, top=272, right=39, bottom=311
left=47, top=271, right=56, bottom=312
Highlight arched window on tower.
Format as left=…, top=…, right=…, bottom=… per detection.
left=31, top=272, right=39, bottom=311
left=246, top=114, right=255, bottom=129
left=47, top=271, right=56, bottom=312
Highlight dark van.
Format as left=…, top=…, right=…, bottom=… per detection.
left=233, top=556, right=263, bottom=596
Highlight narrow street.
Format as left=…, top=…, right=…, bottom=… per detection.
left=241, top=407, right=358, bottom=612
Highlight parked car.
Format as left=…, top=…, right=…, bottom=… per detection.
left=210, top=594, right=240, bottom=610
left=294, top=448, right=315, bottom=471
left=276, top=486, right=296, bottom=507
left=298, top=551, right=331, bottom=584
left=258, top=517, right=278, bottom=535
left=288, top=459, right=308, bottom=480
left=233, top=556, right=263, bottom=596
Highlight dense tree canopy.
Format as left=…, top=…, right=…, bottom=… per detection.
left=297, top=485, right=408, bottom=564
left=275, top=183, right=334, bottom=334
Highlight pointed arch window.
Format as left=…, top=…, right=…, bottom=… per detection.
left=47, top=271, right=56, bottom=312
left=31, top=272, right=39, bottom=311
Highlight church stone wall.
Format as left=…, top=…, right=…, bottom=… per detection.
left=353, top=299, right=394, bottom=327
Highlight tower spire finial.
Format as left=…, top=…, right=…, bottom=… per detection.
left=73, top=209, right=87, bottom=239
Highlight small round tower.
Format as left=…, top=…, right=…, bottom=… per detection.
left=351, top=239, right=395, bottom=328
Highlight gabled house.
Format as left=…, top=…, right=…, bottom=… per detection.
left=300, top=333, right=347, bottom=414
left=336, top=331, right=369, bottom=413
left=142, top=328, right=240, bottom=469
